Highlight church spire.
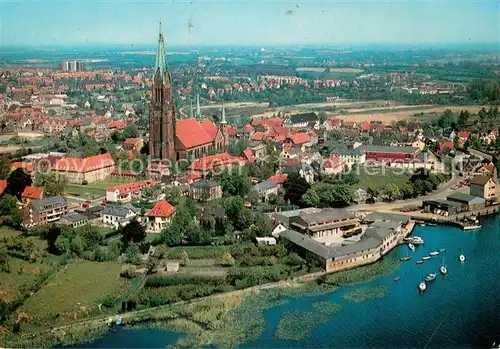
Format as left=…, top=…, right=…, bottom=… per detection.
left=189, top=100, right=194, bottom=119
left=220, top=101, right=227, bottom=124
left=196, top=94, right=201, bottom=119
left=154, top=21, right=168, bottom=83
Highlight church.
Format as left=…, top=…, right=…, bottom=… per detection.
left=149, top=23, right=229, bottom=162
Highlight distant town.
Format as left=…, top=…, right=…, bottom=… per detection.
left=1, top=23, right=500, bottom=348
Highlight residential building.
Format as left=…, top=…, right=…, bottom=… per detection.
left=283, top=163, right=315, bottom=184
left=187, top=152, right=246, bottom=174
left=106, top=180, right=156, bottom=203
left=190, top=180, right=223, bottom=201
left=52, top=153, right=115, bottom=184
left=145, top=200, right=176, bottom=233
left=58, top=212, right=89, bottom=228
left=470, top=175, right=497, bottom=201
left=123, top=138, right=144, bottom=151
left=102, top=204, right=138, bottom=228
left=321, top=155, right=344, bottom=175
left=331, top=146, right=366, bottom=169
left=23, top=196, right=68, bottom=228
left=253, top=180, right=278, bottom=202
left=283, top=112, right=320, bottom=129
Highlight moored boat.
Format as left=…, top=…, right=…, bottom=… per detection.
left=400, top=256, right=411, bottom=261
left=439, top=248, right=446, bottom=252
left=425, top=273, right=437, bottom=282
left=411, top=236, right=425, bottom=245
left=408, top=243, right=415, bottom=251
left=463, top=224, right=481, bottom=231
left=429, top=251, right=440, bottom=256
left=419, top=281, right=427, bottom=292
left=416, top=260, right=424, bottom=264
left=440, top=265, right=448, bottom=275
left=459, top=254, right=466, bottom=262
left=394, top=276, right=401, bottom=281
left=422, top=256, right=431, bottom=260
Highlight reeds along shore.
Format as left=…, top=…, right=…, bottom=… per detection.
left=1, top=255, right=400, bottom=349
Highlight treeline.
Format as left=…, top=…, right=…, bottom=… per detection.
left=468, top=79, right=500, bottom=103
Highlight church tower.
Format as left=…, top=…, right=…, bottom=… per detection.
left=149, top=22, right=177, bottom=162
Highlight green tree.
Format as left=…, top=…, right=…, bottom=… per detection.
left=220, top=169, right=252, bottom=197
left=34, top=171, right=67, bottom=196
left=400, top=183, right=415, bottom=199
left=4, top=168, right=32, bottom=199
left=457, top=110, right=470, bottom=127
left=55, top=236, right=70, bottom=254
left=121, top=219, right=146, bottom=245
left=124, top=245, right=142, bottom=265
left=437, top=109, right=457, bottom=129
left=0, top=156, right=10, bottom=180
left=0, top=244, right=11, bottom=273
left=302, top=188, right=320, bottom=207
left=70, top=235, right=84, bottom=256
left=366, top=185, right=380, bottom=203
left=283, top=173, right=311, bottom=207
left=383, top=183, right=401, bottom=202
left=0, top=195, right=22, bottom=229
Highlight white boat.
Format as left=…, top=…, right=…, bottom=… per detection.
left=419, top=282, right=427, bottom=292
left=411, top=236, right=425, bottom=245
left=422, top=256, right=431, bottom=260
left=439, top=248, right=446, bottom=252
left=425, top=273, right=437, bottom=282
left=429, top=251, right=440, bottom=256
left=408, top=243, right=415, bottom=251
left=459, top=254, right=466, bottom=262
left=440, top=266, right=447, bottom=275
left=463, top=225, right=481, bottom=231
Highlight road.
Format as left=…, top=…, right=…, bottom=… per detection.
left=348, top=171, right=463, bottom=212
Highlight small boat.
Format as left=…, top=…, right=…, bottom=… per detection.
left=439, top=248, right=446, bottom=253
left=416, top=260, right=424, bottom=264
left=408, top=243, right=415, bottom=251
left=427, top=223, right=438, bottom=227
left=422, top=256, right=431, bottom=260
left=429, top=251, right=440, bottom=256
left=440, top=265, right=448, bottom=275
left=411, top=236, right=425, bottom=245
left=400, top=256, right=411, bottom=262
left=394, top=276, right=401, bottom=281
left=419, top=282, right=427, bottom=292
left=115, top=316, right=122, bottom=325
left=463, top=225, right=481, bottom=231
left=459, top=254, right=466, bottom=262
left=425, top=273, right=437, bottom=282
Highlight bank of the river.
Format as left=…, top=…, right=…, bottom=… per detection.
left=55, top=214, right=500, bottom=349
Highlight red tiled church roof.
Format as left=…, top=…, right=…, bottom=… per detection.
left=176, top=118, right=214, bottom=149
left=147, top=200, right=176, bottom=217
left=201, top=119, right=217, bottom=140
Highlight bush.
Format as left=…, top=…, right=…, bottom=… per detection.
left=82, top=180, right=88, bottom=185
left=124, top=245, right=142, bottom=265
left=216, top=252, right=235, bottom=267
left=120, top=265, right=136, bottom=279
left=95, top=295, right=117, bottom=309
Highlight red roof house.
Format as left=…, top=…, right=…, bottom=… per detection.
left=187, top=152, right=246, bottom=173
left=147, top=200, right=176, bottom=218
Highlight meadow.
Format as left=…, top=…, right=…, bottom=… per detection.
left=352, top=167, right=411, bottom=191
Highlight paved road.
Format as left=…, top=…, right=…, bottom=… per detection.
left=348, top=171, right=463, bottom=212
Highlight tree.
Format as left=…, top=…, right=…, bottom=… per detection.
left=437, top=109, right=457, bottom=129
left=121, top=219, right=146, bottom=245
left=4, top=168, right=32, bottom=199
left=366, top=185, right=380, bottom=203
left=216, top=252, right=235, bottom=267
left=0, top=195, right=23, bottom=229
left=383, top=183, right=401, bottom=202
left=34, top=171, right=67, bottom=196
left=124, top=245, right=142, bottom=265
left=283, top=173, right=310, bottom=207
left=400, top=183, right=415, bottom=199
left=220, top=169, right=252, bottom=197
left=70, top=235, right=84, bottom=256
left=120, top=124, right=139, bottom=140
left=55, top=236, right=70, bottom=254
left=0, top=244, right=11, bottom=273
left=0, top=156, right=10, bottom=180
left=457, top=110, right=470, bottom=127
left=302, top=188, right=320, bottom=207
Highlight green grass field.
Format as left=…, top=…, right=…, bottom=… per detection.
left=0, top=225, right=23, bottom=239
left=21, top=261, right=130, bottom=324
left=83, top=177, right=135, bottom=189
left=63, top=185, right=106, bottom=198
left=352, top=167, right=411, bottom=191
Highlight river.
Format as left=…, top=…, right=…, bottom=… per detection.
left=66, top=215, right=500, bottom=348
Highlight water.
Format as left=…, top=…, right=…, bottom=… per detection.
left=67, top=216, right=500, bottom=348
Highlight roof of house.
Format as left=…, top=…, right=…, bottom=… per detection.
left=251, top=131, right=266, bottom=141
left=201, top=119, right=218, bottom=139
left=241, top=147, right=255, bottom=162
left=269, top=173, right=288, bottom=185
left=283, top=163, right=314, bottom=175
left=287, top=133, right=310, bottom=145
left=123, top=138, right=142, bottom=146
left=280, top=229, right=337, bottom=260
left=470, top=175, right=494, bottom=186
left=254, top=180, right=277, bottom=193
left=11, top=161, right=33, bottom=173
left=176, top=118, right=214, bottom=149
left=31, top=196, right=67, bottom=212
left=52, top=153, right=115, bottom=173
left=107, top=180, right=156, bottom=194
left=322, top=155, right=343, bottom=169
left=147, top=200, right=176, bottom=217
left=60, top=212, right=88, bottom=223
left=22, top=186, right=44, bottom=200
left=102, top=204, right=136, bottom=217
left=447, top=192, right=486, bottom=205
left=286, top=112, right=318, bottom=124
left=187, top=152, right=244, bottom=172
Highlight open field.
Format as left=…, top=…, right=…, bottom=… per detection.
left=352, top=167, right=411, bottom=191
left=328, top=68, right=364, bottom=73
left=296, top=67, right=326, bottom=73
left=82, top=177, right=134, bottom=189
left=63, top=185, right=106, bottom=198
left=0, top=225, right=24, bottom=239
left=21, top=261, right=130, bottom=326
left=335, top=105, right=487, bottom=123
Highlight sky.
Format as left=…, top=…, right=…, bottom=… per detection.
left=1, top=0, right=499, bottom=47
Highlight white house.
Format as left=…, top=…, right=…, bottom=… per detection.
left=145, top=200, right=176, bottom=233
left=102, top=204, right=138, bottom=228
left=106, top=180, right=156, bottom=204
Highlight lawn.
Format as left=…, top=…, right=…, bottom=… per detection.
left=63, top=185, right=106, bottom=198
left=21, top=261, right=131, bottom=325
left=0, top=226, right=23, bottom=239
left=86, top=177, right=137, bottom=189
left=352, top=167, right=411, bottom=191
